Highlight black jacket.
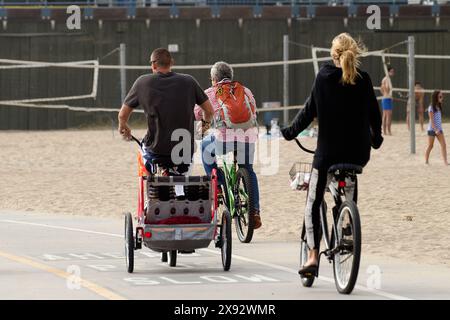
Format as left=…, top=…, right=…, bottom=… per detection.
left=282, top=63, right=383, bottom=169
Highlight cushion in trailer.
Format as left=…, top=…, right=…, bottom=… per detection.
left=152, top=216, right=203, bottom=225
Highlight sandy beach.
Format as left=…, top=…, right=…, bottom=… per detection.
left=1, top=123, right=449, bottom=266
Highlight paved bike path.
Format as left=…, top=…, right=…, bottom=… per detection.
left=0, top=210, right=449, bottom=300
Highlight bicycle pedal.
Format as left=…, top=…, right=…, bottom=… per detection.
left=343, top=224, right=352, bottom=236
left=215, top=236, right=222, bottom=248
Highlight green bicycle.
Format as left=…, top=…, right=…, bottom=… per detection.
left=217, top=150, right=257, bottom=243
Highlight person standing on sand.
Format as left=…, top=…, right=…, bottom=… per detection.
left=380, top=66, right=394, bottom=136
left=425, top=90, right=448, bottom=166
left=407, top=82, right=425, bottom=132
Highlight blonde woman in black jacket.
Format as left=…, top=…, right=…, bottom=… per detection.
left=281, top=33, right=383, bottom=275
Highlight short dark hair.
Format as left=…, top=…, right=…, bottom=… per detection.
left=415, top=81, right=422, bottom=86
left=150, top=48, right=173, bottom=68
left=387, top=65, right=394, bottom=72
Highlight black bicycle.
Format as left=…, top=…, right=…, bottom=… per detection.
left=290, top=138, right=362, bottom=294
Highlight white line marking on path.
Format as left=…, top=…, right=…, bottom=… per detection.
left=1, top=219, right=122, bottom=238
left=201, top=249, right=411, bottom=300
left=0, top=218, right=411, bottom=300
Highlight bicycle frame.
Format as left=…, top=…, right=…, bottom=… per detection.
left=220, top=155, right=238, bottom=218
left=320, top=173, right=358, bottom=260
left=294, top=138, right=362, bottom=293
left=292, top=138, right=358, bottom=259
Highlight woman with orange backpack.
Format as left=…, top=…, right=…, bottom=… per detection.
left=194, top=61, right=261, bottom=229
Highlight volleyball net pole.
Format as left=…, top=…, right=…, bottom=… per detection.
left=119, top=43, right=127, bottom=104
left=283, top=34, right=289, bottom=126
left=408, top=36, right=416, bottom=155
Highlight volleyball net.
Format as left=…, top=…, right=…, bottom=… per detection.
left=1, top=39, right=450, bottom=116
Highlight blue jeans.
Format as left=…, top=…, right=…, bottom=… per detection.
left=201, top=134, right=260, bottom=211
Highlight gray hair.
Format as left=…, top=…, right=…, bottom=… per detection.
left=210, top=61, right=233, bottom=82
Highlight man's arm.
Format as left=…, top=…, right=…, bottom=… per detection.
left=419, top=91, right=425, bottom=104
left=118, top=104, right=134, bottom=140
left=118, top=77, right=140, bottom=140
left=380, top=77, right=387, bottom=96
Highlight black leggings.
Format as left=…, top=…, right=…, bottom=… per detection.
left=304, top=168, right=357, bottom=250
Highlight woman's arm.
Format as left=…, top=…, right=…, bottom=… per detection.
left=429, top=110, right=437, bottom=132
left=194, top=104, right=203, bottom=121
left=281, top=91, right=317, bottom=141
left=367, top=74, right=383, bottom=149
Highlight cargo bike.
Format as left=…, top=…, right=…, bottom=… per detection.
left=123, top=136, right=232, bottom=272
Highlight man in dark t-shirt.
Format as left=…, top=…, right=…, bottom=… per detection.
left=118, top=48, right=214, bottom=168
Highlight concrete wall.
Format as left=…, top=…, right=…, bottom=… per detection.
left=1, top=8, right=450, bottom=129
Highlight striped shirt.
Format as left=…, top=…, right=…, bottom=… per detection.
left=428, top=105, right=443, bottom=132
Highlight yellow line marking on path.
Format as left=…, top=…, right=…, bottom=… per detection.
left=0, top=250, right=126, bottom=300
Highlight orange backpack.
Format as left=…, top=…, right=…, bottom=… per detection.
left=214, top=81, right=257, bottom=130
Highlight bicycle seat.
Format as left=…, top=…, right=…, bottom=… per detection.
left=146, top=156, right=190, bottom=175
left=150, top=156, right=175, bottom=167
left=328, top=163, right=363, bottom=174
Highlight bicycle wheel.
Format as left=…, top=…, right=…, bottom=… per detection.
left=168, top=250, right=177, bottom=267
left=124, top=212, right=134, bottom=273
left=234, top=168, right=256, bottom=243
left=221, top=209, right=232, bottom=271
left=332, top=200, right=361, bottom=294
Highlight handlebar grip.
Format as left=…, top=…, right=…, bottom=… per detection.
left=131, top=135, right=142, bottom=147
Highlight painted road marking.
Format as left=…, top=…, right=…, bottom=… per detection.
left=0, top=250, right=126, bottom=300
left=40, top=251, right=204, bottom=261
left=45, top=257, right=287, bottom=286
left=0, top=219, right=122, bottom=238
left=123, top=274, right=280, bottom=286
left=201, top=248, right=412, bottom=301
left=88, top=264, right=118, bottom=272
left=1, top=218, right=411, bottom=300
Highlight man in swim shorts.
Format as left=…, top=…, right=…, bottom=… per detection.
left=380, top=66, right=394, bottom=135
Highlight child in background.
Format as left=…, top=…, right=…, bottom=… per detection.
left=425, top=90, right=448, bottom=166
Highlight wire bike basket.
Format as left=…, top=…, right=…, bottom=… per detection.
left=289, top=162, right=313, bottom=191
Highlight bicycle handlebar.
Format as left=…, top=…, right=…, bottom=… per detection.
left=131, top=134, right=314, bottom=155
left=130, top=135, right=142, bottom=148
left=294, top=138, right=315, bottom=154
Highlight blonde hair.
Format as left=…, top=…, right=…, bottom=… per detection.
left=331, top=33, right=366, bottom=85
